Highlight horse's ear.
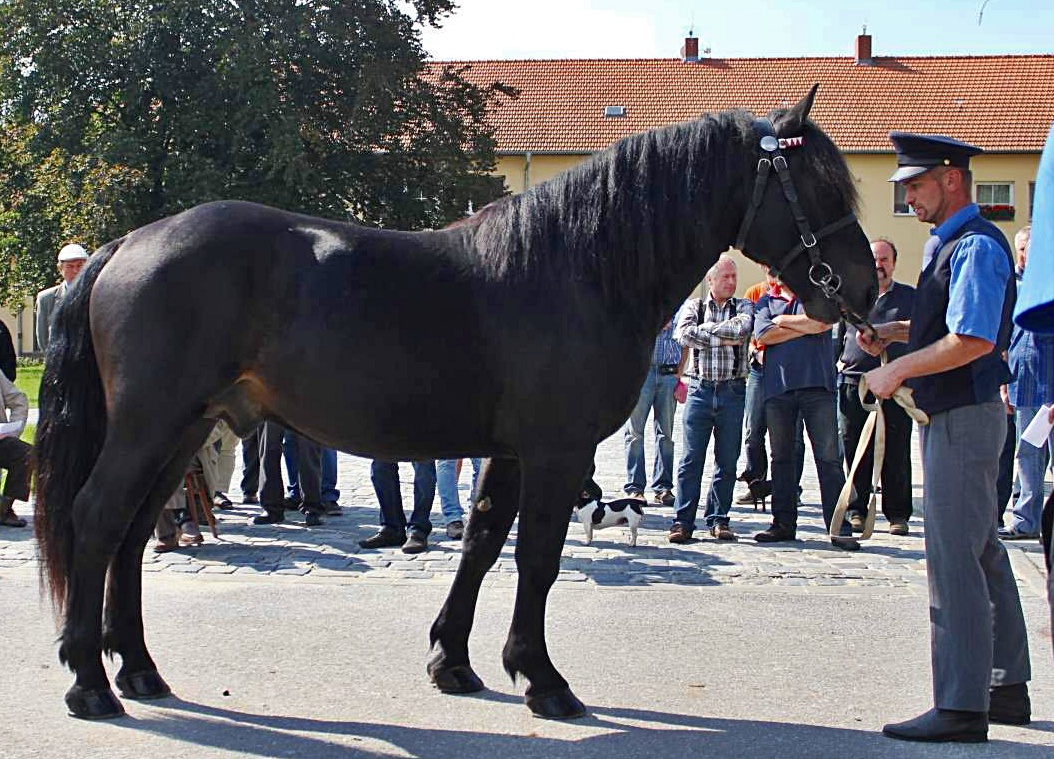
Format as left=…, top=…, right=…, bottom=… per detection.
left=775, top=84, right=819, bottom=136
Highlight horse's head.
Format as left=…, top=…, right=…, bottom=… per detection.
left=736, top=86, right=877, bottom=327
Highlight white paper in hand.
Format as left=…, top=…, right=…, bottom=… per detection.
left=1021, top=404, right=1054, bottom=448
left=0, top=421, right=21, bottom=437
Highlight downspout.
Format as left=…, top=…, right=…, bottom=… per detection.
left=523, top=151, right=533, bottom=191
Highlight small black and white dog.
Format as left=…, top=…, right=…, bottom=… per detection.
left=574, top=497, right=645, bottom=546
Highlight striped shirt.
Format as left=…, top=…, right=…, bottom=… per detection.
left=675, top=295, right=754, bottom=380
left=652, top=308, right=683, bottom=367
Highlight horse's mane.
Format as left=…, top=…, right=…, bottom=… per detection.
left=459, top=106, right=857, bottom=325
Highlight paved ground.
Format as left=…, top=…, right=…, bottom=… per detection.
left=2, top=418, right=1053, bottom=757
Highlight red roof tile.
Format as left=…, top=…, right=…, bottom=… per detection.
left=430, top=56, right=1054, bottom=154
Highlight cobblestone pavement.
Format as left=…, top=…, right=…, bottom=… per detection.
left=2, top=416, right=1050, bottom=595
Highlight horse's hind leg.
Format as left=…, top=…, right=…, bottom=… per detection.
left=504, top=451, right=592, bottom=720
left=103, top=420, right=214, bottom=701
left=428, top=457, right=520, bottom=693
left=60, top=426, right=200, bottom=719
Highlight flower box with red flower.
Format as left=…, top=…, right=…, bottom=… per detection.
left=979, top=204, right=1015, bottom=222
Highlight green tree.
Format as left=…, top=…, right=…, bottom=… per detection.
left=0, top=0, right=512, bottom=306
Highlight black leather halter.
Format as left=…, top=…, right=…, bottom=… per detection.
left=734, top=118, right=872, bottom=333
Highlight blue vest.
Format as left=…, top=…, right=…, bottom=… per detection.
left=906, top=215, right=1015, bottom=416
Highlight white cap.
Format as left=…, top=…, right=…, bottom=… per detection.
left=57, top=243, right=89, bottom=262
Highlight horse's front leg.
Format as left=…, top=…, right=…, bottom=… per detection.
left=503, top=451, right=592, bottom=720
left=428, top=457, right=520, bottom=693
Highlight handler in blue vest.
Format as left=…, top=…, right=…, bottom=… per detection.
left=861, top=133, right=1031, bottom=743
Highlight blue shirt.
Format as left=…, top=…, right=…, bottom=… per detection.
left=754, top=294, right=837, bottom=401
left=1008, top=270, right=1054, bottom=408
left=1016, top=121, right=1054, bottom=333
left=930, top=204, right=1012, bottom=343
left=652, top=308, right=683, bottom=366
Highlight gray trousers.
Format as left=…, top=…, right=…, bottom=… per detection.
left=920, top=401, right=1031, bottom=711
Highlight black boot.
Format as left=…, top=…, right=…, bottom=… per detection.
left=989, top=683, right=1030, bottom=725
left=0, top=495, right=26, bottom=528
left=882, top=708, right=988, bottom=743
left=301, top=503, right=324, bottom=527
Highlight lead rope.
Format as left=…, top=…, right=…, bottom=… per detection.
left=830, top=352, right=930, bottom=540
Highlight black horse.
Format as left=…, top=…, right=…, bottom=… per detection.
left=35, top=87, right=877, bottom=721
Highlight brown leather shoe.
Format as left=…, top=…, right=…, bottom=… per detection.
left=402, top=530, right=428, bottom=554
left=667, top=524, right=692, bottom=544
left=849, top=513, right=865, bottom=533
left=709, top=522, right=737, bottom=541
left=889, top=520, right=909, bottom=536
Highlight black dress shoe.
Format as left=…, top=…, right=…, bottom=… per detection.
left=301, top=506, right=323, bottom=527
left=882, top=708, right=988, bottom=743
left=989, top=683, right=1030, bottom=725
left=252, top=508, right=284, bottom=525
left=754, top=523, right=796, bottom=543
left=242, top=493, right=259, bottom=505
left=358, top=528, right=406, bottom=549
left=830, top=536, right=861, bottom=551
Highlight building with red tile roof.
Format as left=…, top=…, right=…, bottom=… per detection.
left=433, top=33, right=1054, bottom=284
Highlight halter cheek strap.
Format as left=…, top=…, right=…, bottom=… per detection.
left=734, top=118, right=872, bottom=334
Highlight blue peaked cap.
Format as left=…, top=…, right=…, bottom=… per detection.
left=888, top=132, right=984, bottom=183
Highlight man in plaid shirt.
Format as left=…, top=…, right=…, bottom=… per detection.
left=668, top=254, right=754, bottom=543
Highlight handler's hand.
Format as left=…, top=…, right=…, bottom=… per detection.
left=863, top=363, right=902, bottom=400
left=855, top=330, right=885, bottom=357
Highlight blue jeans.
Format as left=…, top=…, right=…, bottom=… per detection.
left=766, top=388, right=850, bottom=536
left=436, top=458, right=481, bottom=524
left=673, top=378, right=746, bottom=530
left=1010, top=406, right=1053, bottom=534
left=284, top=436, right=340, bottom=504
left=741, top=365, right=767, bottom=482
left=623, top=367, right=678, bottom=494
left=370, top=460, right=437, bottom=536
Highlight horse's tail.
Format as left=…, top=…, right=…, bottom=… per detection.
left=34, top=237, right=123, bottom=612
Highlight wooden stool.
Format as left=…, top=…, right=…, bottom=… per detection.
left=184, top=470, right=219, bottom=538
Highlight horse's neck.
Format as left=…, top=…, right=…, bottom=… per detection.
left=583, top=123, right=747, bottom=334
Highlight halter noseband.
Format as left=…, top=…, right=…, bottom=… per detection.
left=734, top=118, right=872, bottom=334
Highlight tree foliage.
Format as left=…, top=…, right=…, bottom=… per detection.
left=0, top=0, right=513, bottom=305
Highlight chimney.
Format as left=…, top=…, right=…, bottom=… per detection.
left=855, top=27, right=873, bottom=65
left=681, top=33, right=699, bottom=63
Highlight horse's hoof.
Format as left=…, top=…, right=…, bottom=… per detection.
left=116, top=670, right=172, bottom=700
left=525, top=687, right=588, bottom=720
left=429, top=664, right=485, bottom=694
left=65, top=685, right=126, bottom=720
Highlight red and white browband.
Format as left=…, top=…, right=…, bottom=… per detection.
left=778, top=136, right=804, bottom=149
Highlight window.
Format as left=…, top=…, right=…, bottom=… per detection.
left=976, top=182, right=1015, bottom=221
left=893, top=183, right=911, bottom=215
left=1029, top=181, right=1036, bottom=219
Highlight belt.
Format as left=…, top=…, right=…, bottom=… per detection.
left=688, top=376, right=745, bottom=385
left=656, top=364, right=680, bottom=375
